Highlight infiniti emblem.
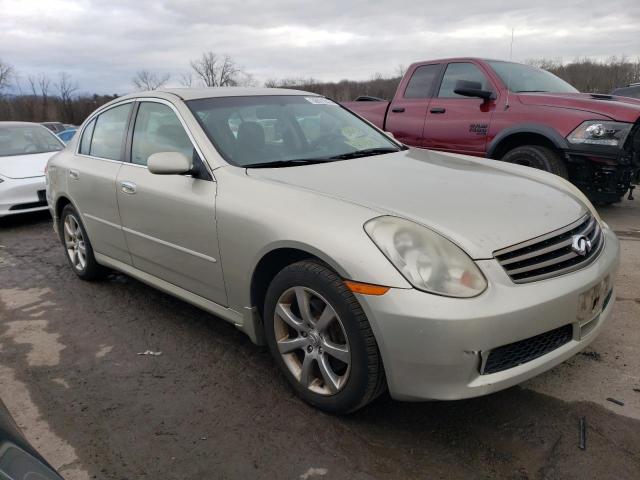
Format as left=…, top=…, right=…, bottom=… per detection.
left=571, top=235, right=592, bottom=256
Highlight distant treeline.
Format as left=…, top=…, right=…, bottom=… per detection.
left=1, top=57, right=638, bottom=125
left=268, top=57, right=640, bottom=101
left=0, top=93, right=119, bottom=126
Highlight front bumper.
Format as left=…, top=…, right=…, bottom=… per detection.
left=0, top=176, right=48, bottom=217
left=358, top=226, right=620, bottom=401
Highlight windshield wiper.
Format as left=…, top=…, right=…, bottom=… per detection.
left=244, top=158, right=335, bottom=169
left=329, top=147, right=401, bottom=160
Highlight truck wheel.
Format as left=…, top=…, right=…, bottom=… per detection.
left=264, top=260, right=386, bottom=414
left=502, top=145, right=568, bottom=178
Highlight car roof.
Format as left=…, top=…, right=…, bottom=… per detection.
left=0, top=121, right=51, bottom=128
left=122, top=87, right=316, bottom=102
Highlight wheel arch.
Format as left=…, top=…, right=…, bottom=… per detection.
left=487, top=124, right=569, bottom=160
left=249, top=246, right=344, bottom=330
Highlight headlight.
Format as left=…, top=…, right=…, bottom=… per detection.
left=567, top=120, right=632, bottom=147
left=365, top=216, right=487, bottom=298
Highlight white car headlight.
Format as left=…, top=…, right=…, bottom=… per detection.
left=365, top=216, right=487, bottom=298
left=567, top=120, right=632, bottom=147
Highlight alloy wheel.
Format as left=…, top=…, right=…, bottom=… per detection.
left=63, top=214, right=87, bottom=272
left=273, top=286, right=351, bottom=395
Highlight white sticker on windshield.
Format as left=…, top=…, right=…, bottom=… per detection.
left=304, top=96, right=337, bottom=105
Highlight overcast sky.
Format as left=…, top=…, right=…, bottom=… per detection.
left=1, top=0, right=639, bottom=94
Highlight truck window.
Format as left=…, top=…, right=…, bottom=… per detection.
left=437, top=63, right=490, bottom=98
left=403, top=64, right=441, bottom=99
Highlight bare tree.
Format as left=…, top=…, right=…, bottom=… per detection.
left=0, top=59, right=12, bottom=92
left=132, top=70, right=170, bottom=90
left=179, top=72, right=194, bottom=87
left=395, top=64, right=406, bottom=78
left=56, top=72, right=78, bottom=123
left=190, top=52, right=248, bottom=87
left=56, top=72, right=78, bottom=102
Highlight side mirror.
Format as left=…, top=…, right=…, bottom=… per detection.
left=147, top=151, right=192, bottom=175
left=453, top=80, right=494, bottom=100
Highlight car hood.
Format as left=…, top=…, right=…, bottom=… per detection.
left=247, top=149, right=588, bottom=259
left=0, top=152, right=55, bottom=179
left=518, top=92, right=640, bottom=122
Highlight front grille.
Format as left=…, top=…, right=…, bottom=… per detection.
left=494, top=214, right=604, bottom=283
left=481, top=324, right=573, bottom=375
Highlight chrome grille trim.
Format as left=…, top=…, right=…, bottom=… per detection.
left=494, top=213, right=604, bottom=283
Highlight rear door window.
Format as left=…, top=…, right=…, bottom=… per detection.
left=437, top=63, right=491, bottom=98
left=89, top=103, right=132, bottom=161
left=404, top=64, right=441, bottom=98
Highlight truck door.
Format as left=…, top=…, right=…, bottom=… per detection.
left=384, top=63, right=442, bottom=146
left=423, top=62, right=497, bottom=155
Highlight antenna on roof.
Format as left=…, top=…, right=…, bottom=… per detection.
left=505, top=27, right=514, bottom=110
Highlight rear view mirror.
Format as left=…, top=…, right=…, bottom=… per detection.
left=147, top=151, right=191, bottom=175
left=454, top=80, right=494, bottom=100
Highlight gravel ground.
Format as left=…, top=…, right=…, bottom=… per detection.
left=1, top=200, right=639, bottom=480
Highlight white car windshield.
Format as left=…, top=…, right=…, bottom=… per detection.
left=0, top=124, right=64, bottom=157
left=187, top=95, right=403, bottom=167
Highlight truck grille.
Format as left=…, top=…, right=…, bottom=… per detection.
left=494, top=214, right=604, bottom=283
left=481, top=324, right=573, bottom=375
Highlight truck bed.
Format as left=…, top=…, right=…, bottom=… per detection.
left=341, top=100, right=390, bottom=130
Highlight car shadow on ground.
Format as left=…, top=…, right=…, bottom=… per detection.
left=1, top=215, right=639, bottom=479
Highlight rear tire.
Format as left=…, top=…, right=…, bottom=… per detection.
left=264, top=260, right=386, bottom=414
left=60, top=204, right=106, bottom=280
left=502, top=145, right=568, bottom=178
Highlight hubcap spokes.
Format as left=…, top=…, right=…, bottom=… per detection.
left=274, top=286, right=350, bottom=395
left=64, top=215, right=86, bottom=271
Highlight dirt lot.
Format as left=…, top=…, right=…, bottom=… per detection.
left=1, top=200, right=639, bottom=480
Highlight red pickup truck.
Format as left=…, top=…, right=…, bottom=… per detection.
left=343, top=58, right=640, bottom=204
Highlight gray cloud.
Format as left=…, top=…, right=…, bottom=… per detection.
left=1, top=0, right=638, bottom=94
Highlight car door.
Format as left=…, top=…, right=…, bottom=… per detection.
left=67, top=102, right=133, bottom=265
left=423, top=62, right=497, bottom=155
left=384, top=63, right=442, bottom=146
left=115, top=99, right=227, bottom=306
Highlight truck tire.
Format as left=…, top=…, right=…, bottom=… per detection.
left=502, top=145, right=568, bottom=179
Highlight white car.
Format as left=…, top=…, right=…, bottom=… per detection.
left=0, top=122, right=65, bottom=217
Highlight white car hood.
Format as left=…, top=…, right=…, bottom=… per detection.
left=0, top=152, right=55, bottom=179
left=247, top=148, right=588, bottom=259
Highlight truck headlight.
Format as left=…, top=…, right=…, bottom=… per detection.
left=567, top=120, right=632, bottom=147
left=365, top=216, right=487, bottom=298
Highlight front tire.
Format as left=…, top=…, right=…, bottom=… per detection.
left=264, top=260, right=386, bottom=414
left=60, top=204, right=105, bottom=280
left=502, top=145, right=568, bottom=178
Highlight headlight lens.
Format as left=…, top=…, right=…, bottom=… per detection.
left=567, top=120, right=632, bottom=147
left=365, top=216, right=487, bottom=298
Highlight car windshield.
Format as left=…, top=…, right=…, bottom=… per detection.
left=0, top=124, right=64, bottom=157
left=487, top=61, right=579, bottom=94
left=187, top=95, right=401, bottom=167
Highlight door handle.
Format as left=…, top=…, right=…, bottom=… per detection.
left=391, top=107, right=405, bottom=113
left=430, top=107, right=446, bottom=114
left=120, top=181, right=137, bottom=194
left=69, top=169, right=79, bottom=180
